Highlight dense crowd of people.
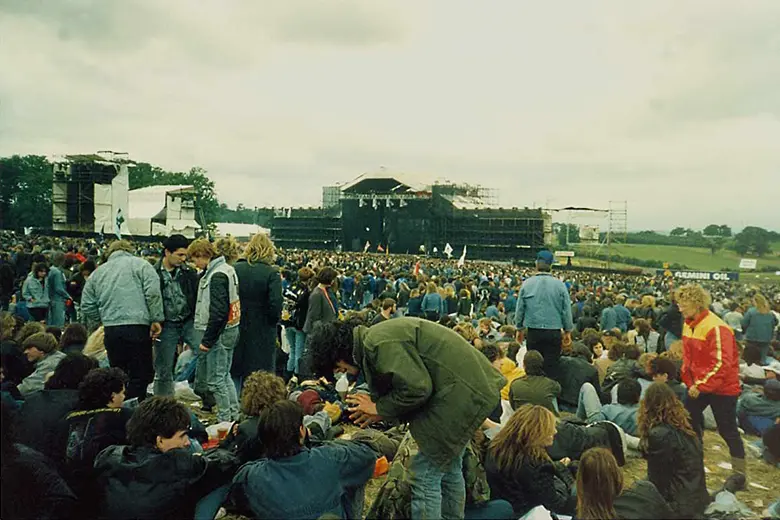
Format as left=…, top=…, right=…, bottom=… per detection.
left=1, top=229, right=779, bottom=520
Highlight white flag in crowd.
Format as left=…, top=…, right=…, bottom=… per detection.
left=444, top=243, right=453, bottom=258
left=115, top=208, right=125, bottom=239
left=363, top=241, right=371, bottom=253
left=457, top=245, right=467, bottom=267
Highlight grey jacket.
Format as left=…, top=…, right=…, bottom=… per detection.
left=81, top=251, right=164, bottom=327
left=303, top=286, right=337, bottom=334
left=18, top=351, right=67, bottom=396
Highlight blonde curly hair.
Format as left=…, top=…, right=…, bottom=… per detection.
left=214, top=236, right=241, bottom=265
left=241, top=371, right=287, bottom=416
left=674, top=284, right=712, bottom=311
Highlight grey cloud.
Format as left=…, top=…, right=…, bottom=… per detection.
left=269, top=3, right=406, bottom=46
left=649, top=7, right=780, bottom=122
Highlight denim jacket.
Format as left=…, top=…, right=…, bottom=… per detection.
left=514, top=273, right=573, bottom=331
left=231, top=441, right=377, bottom=519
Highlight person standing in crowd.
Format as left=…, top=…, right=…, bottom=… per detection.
left=46, top=252, right=71, bottom=327
left=741, top=293, right=778, bottom=365
left=420, top=281, right=443, bottom=322
left=657, top=294, right=683, bottom=351
left=302, top=267, right=338, bottom=336
left=67, top=259, right=96, bottom=323
left=676, top=284, right=746, bottom=475
left=233, top=232, right=282, bottom=392
left=188, top=239, right=242, bottom=423
left=637, top=382, right=710, bottom=518
left=81, top=240, right=164, bottom=401
left=614, top=295, right=632, bottom=333
left=514, top=250, right=573, bottom=380
left=22, top=262, right=50, bottom=323
left=282, top=267, right=314, bottom=380
left=599, top=298, right=618, bottom=332
left=308, top=317, right=505, bottom=520
left=153, top=235, right=198, bottom=397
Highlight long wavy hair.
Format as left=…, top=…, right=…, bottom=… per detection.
left=576, top=447, right=622, bottom=520
left=244, top=232, right=276, bottom=265
left=754, top=294, right=770, bottom=314
left=489, top=404, right=555, bottom=474
left=637, top=382, right=696, bottom=439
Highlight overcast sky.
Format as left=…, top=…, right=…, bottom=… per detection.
left=1, top=0, right=778, bottom=231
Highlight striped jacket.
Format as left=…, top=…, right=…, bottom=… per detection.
left=681, top=310, right=740, bottom=396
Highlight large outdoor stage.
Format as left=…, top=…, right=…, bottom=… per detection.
left=271, top=170, right=552, bottom=262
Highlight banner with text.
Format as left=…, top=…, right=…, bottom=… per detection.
left=656, top=269, right=739, bottom=282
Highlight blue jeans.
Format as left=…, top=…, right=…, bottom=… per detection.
left=205, top=327, right=240, bottom=422
left=464, top=500, right=514, bottom=520
left=410, top=445, right=466, bottom=520
left=155, top=319, right=197, bottom=396
left=285, top=327, right=306, bottom=374
left=362, top=292, right=374, bottom=309
left=664, top=331, right=679, bottom=351
left=193, top=484, right=230, bottom=520
left=577, top=382, right=603, bottom=423
left=342, top=290, right=354, bottom=310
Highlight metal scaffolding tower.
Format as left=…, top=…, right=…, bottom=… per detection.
left=606, top=201, right=628, bottom=268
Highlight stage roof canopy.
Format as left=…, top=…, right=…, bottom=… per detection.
left=341, top=169, right=430, bottom=194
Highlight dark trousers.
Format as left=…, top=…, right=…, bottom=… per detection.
left=686, top=392, right=745, bottom=459
left=28, top=307, right=48, bottom=322
left=526, top=328, right=562, bottom=380
left=104, top=324, right=154, bottom=401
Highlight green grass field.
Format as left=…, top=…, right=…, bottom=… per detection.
left=570, top=241, right=780, bottom=283
left=574, top=241, right=780, bottom=268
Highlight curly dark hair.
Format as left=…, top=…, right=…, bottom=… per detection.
left=126, top=396, right=191, bottom=447
left=241, top=371, right=287, bottom=416
left=306, top=318, right=363, bottom=378
left=45, top=353, right=97, bottom=390
left=637, top=382, right=696, bottom=440
left=77, top=367, right=128, bottom=410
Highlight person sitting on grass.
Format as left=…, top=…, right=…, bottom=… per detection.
left=575, top=447, right=672, bottom=520
left=484, top=404, right=576, bottom=518
left=637, top=382, right=710, bottom=519
left=508, top=350, right=561, bottom=415
left=230, top=400, right=378, bottom=520
left=18, top=332, right=66, bottom=397
left=1, top=400, right=76, bottom=520
left=220, top=370, right=287, bottom=463
left=94, top=396, right=238, bottom=520
left=648, top=357, right=687, bottom=402
left=17, top=352, right=97, bottom=465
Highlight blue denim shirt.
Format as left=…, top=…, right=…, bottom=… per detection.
left=514, top=273, right=573, bottom=331
left=598, top=403, right=639, bottom=436
left=614, top=305, right=632, bottom=333
left=231, top=441, right=376, bottom=519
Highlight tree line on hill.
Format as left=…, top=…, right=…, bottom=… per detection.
left=555, top=223, right=777, bottom=258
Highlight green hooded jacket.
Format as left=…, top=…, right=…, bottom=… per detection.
left=352, top=318, right=505, bottom=469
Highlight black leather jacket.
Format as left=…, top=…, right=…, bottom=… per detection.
left=155, top=260, right=198, bottom=321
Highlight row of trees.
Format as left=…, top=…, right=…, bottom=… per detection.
left=554, top=223, right=776, bottom=257
left=0, top=155, right=218, bottom=231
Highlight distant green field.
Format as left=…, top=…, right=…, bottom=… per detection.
left=574, top=241, right=780, bottom=275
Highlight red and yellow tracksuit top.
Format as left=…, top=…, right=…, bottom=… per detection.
left=681, top=309, right=740, bottom=396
